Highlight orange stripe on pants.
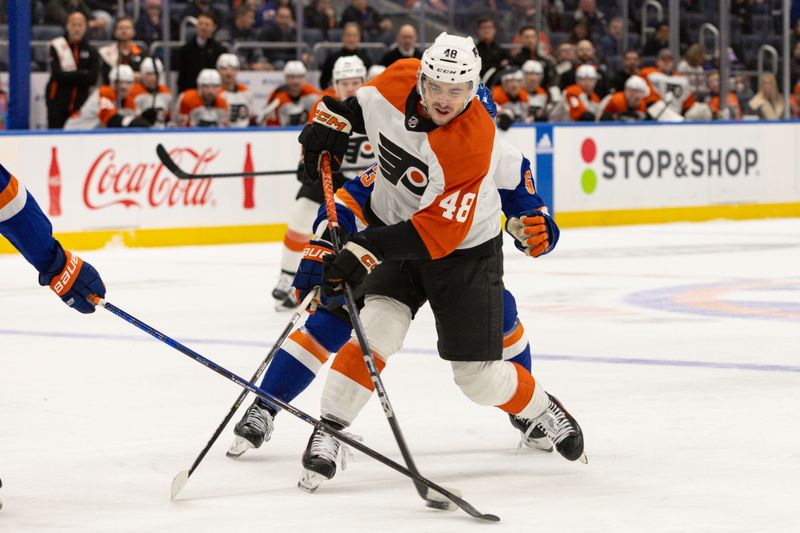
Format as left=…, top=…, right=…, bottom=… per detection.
left=496, top=362, right=535, bottom=414
left=330, top=339, right=386, bottom=391
left=289, top=329, right=329, bottom=364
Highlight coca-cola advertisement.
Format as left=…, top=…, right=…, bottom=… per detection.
left=0, top=130, right=303, bottom=242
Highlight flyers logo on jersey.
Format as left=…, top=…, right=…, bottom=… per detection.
left=313, top=109, right=350, bottom=132
left=377, top=133, right=430, bottom=196
left=345, top=136, right=374, bottom=164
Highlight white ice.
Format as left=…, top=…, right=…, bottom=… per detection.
left=1, top=219, right=799, bottom=532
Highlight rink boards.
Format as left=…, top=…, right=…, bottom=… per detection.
left=1, top=121, right=800, bottom=253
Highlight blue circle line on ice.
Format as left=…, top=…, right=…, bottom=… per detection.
left=626, top=280, right=800, bottom=322
left=1, top=328, right=799, bottom=374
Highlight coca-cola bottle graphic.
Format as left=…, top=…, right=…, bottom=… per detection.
left=48, top=146, right=62, bottom=217
left=243, top=142, right=255, bottom=209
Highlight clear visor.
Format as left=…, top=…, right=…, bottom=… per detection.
left=417, top=73, right=475, bottom=113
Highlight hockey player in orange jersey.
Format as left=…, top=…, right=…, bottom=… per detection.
left=126, top=58, right=173, bottom=128
left=295, top=32, right=585, bottom=487
left=562, top=64, right=601, bottom=121
left=63, top=65, right=147, bottom=130
left=600, top=74, right=649, bottom=120
left=176, top=69, right=228, bottom=128
left=264, top=61, right=319, bottom=127
left=216, top=53, right=254, bottom=128
left=271, top=56, right=375, bottom=311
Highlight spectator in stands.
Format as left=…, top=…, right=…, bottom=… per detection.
left=747, top=72, right=783, bottom=120
left=380, top=24, right=421, bottom=67
left=791, top=41, right=800, bottom=87
left=704, top=70, right=742, bottom=120
left=222, top=5, right=273, bottom=70
left=304, top=0, right=336, bottom=40
left=569, top=18, right=592, bottom=45
left=597, top=16, right=623, bottom=60
left=730, top=0, right=753, bottom=34
left=552, top=42, right=577, bottom=89
left=562, top=64, right=601, bottom=121
left=216, top=53, right=254, bottom=127
left=573, top=0, right=606, bottom=37
left=521, top=60, right=550, bottom=121
left=600, top=74, right=649, bottom=121
left=677, top=44, right=707, bottom=95
left=177, top=68, right=229, bottom=127
left=136, top=0, right=176, bottom=46
left=45, top=0, right=108, bottom=36
left=560, top=40, right=608, bottom=96
left=476, top=17, right=510, bottom=83
left=126, top=57, right=173, bottom=128
left=493, top=66, right=531, bottom=130
left=340, top=0, right=383, bottom=38
left=181, top=0, right=225, bottom=25
left=261, top=5, right=297, bottom=67
left=318, top=22, right=372, bottom=89
left=98, top=17, right=145, bottom=85
left=511, top=26, right=548, bottom=68
left=642, top=23, right=670, bottom=57
left=264, top=60, right=319, bottom=126
left=609, top=49, right=640, bottom=92
left=0, top=80, right=7, bottom=130
left=45, top=11, right=100, bottom=129
left=176, top=13, right=227, bottom=93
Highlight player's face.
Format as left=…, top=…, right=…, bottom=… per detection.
left=624, top=88, right=644, bottom=108
left=218, top=66, right=237, bottom=86
left=199, top=84, right=218, bottom=104
left=115, top=20, right=134, bottom=42
left=422, top=78, right=471, bottom=126
left=66, top=13, right=87, bottom=42
left=503, top=78, right=521, bottom=97
left=335, top=77, right=363, bottom=100
left=286, top=74, right=304, bottom=93
left=117, top=81, right=133, bottom=99
left=143, top=71, right=158, bottom=89
left=577, top=77, right=596, bottom=94
left=524, top=71, right=541, bottom=89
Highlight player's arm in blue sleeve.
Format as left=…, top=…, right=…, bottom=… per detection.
left=499, top=157, right=560, bottom=257
left=0, top=164, right=106, bottom=313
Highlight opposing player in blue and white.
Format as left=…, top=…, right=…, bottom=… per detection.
left=0, top=164, right=106, bottom=313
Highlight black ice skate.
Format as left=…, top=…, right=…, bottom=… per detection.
left=275, top=288, right=300, bottom=312
left=509, top=413, right=554, bottom=452
left=271, top=270, right=295, bottom=301
left=520, top=394, right=587, bottom=463
left=227, top=400, right=275, bottom=458
left=298, top=422, right=354, bottom=493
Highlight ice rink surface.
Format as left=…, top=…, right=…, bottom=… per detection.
left=1, top=219, right=799, bottom=532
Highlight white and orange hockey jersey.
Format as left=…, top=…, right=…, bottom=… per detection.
left=63, top=86, right=135, bottom=130
left=126, top=82, right=173, bottom=128
left=352, top=58, right=504, bottom=259
left=218, top=83, right=253, bottom=128
left=176, top=89, right=228, bottom=127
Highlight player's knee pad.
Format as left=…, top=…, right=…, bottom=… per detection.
left=359, top=295, right=412, bottom=357
left=450, top=360, right=519, bottom=406
left=304, top=308, right=352, bottom=353
left=287, top=197, right=320, bottom=233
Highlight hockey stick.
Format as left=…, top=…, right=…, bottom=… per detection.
left=156, top=144, right=369, bottom=180
left=319, top=155, right=457, bottom=511
left=89, top=295, right=499, bottom=522
left=169, top=288, right=319, bottom=499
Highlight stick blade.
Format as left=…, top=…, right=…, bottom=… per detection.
left=155, top=144, right=188, bottom=179
left=170, top=469, right=190, bottom=500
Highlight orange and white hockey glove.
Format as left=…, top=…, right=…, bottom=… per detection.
left=505, top=209, right=560, bottom=258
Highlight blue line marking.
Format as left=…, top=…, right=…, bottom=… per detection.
left=2, top=328, right=798, bottom=374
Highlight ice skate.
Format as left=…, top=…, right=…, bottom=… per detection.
left=518, top=394, right=587, bottom=463
left=298, top=423, right=357, bottom=492
left=271, top=270, right=295, bottom=301
left=227, top=400, right=275, bottom=458
left=509, top=413, right=554, bottom=452
left=274, top=288, right=300, bottom=312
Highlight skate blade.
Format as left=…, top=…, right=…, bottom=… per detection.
left=424, top=486, right=460, bottom=511
left=578, top=452, right=588, bottom=464
left=226, top=436, right=254, bottom=458
left=524, top=437, right=554, bottom=453
left=297, top=469, right=327, bottom=493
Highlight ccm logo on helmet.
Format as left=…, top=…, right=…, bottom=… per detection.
left=313, top=110, right=349, bottom=131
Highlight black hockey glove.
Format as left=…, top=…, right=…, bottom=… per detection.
left=322, top=234, right=381, bottom=297
left=497, top=111, right=514, bottom=131
left=298, top=96, right=353, bottom=183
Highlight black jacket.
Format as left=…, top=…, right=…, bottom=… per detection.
left=380, top=46, right=421, bottom=67
left=45, top=35, right=100, bottom=118
left=176, top=36, right=226, bottom=93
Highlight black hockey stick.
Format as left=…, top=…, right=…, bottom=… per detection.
left=170, top=289, right=319, bottom=499
left=89, top=295, right=499, bottom=522
left=156, top=144, right=368, bottom=180
left=319, top=155, right=459, bottom=512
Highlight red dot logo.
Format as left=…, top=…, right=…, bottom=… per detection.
left=581, top=138, right=597, bottom=163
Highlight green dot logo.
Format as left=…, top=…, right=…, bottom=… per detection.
left=580, top=138, right=598, bottom=195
